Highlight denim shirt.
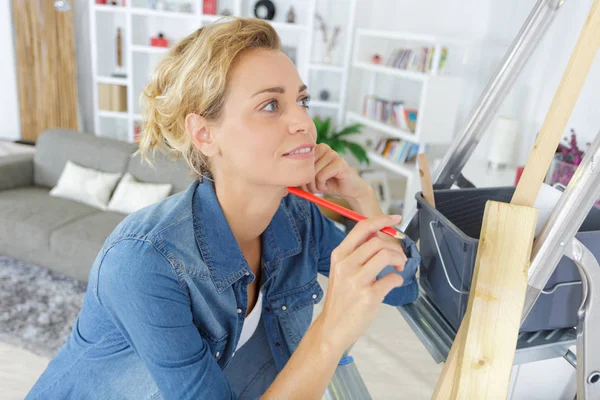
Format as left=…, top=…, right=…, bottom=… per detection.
left=27, top=179, right=420, bottom=400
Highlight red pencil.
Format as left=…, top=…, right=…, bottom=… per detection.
left=287, top=187, right=406, bottom=239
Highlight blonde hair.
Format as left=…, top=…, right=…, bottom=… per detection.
left=136, top=17, right=282, bottom=178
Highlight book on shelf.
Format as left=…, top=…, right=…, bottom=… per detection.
left=372, top=138, right=420, bottom=165
left=362, top=95, right=418, bottom=132
left=385, top=46, right=448, bottom=73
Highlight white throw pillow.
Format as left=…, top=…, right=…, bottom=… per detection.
left=107, top=173, right=172, bottom=214
left=49, top=161, right=122, bottom=210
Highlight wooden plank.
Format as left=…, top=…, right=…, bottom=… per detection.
left=512, top=0, right=600, bottom=206
left=417, top=153, right=436, bottom=208
left=431, top=322, right=464, bottom=399
left=451, top=201, right=537, bottom=399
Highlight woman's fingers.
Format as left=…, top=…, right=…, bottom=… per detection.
left=331, top=215, right=402, bottom=264
left=359, top=248, right=407, bottom=283
left=371, top=272, right=404, bottom=302
left=349, top=235, right=407, bottom=276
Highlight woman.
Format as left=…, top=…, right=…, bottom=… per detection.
left=27, top=18, right=419, bottom=399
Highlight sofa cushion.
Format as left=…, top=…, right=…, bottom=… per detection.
left=35, top=129, right=137, bottom=188
left=49, top=211, right=127, bottom=281
left=0, top=187, right=99, bottom=252
left=127, top=151, right=195, bottom=194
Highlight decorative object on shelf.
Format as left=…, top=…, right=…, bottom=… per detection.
left=96, top=0, right=107, bottom=4
left=112, top=28, right=126, bottom=79
left=148, top=0, right=157, bottom=9
left=203, top=0, right=217, bottom=15
left=98, top=84, right=127, bottom=112
left=360, top=170, right=392, bottom=213
left=363, top=95, right=418, bottom=133
left=315, top=14, right=340, bottom=64
left=314, top=116, right=369, bottom=165
left=385, top=46, right=448, bottom=73
left=371, top=54, right=382, bottom=64
left=150, top=33, right=169, bottom=48
left=282, top=46, right=297, bottom=65
left=165, top=1, right=182, bottom=12
left=221, top=8, right=232, bottom=16
left=179, top=3, right=193, bottom=13
left=487, top=116, right=520, bottom=169
left=254, top=0, right=276, bottom=20
left=319, top=89, right=330, bottom=101
left=286, top=6, right=296, bottom=23
left=53, top=0, right=71, bottom=11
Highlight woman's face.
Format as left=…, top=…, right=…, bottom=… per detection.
left=209, top=48, right=317, bottom=188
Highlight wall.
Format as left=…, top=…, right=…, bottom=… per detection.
left=0, top=0, right=20, bottom=140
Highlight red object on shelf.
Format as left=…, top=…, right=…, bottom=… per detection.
left=203, top=0, right=217, bottom=15
left=150, top=35, right=169, bottom=48
left=515, top=166, right=525, bottom=185
left=96, top=0, right=107, bottom=4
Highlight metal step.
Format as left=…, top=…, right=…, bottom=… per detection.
left=398, top=282, right=576, bottom=365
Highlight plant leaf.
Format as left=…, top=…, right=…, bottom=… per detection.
left=321, top=117, right=332, bottom=139
left=328, top=138, right=346, bottom=154
left=342, top=140, right=370, bottom=165
left=333, top=123, right=364, bottom=139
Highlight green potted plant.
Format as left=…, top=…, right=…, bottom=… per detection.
left=313, top=116, right=369, bottom=165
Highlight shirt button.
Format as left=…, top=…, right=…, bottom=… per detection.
left=232, top=352, right=236, bottom=357
left=312, top=294, right=317, bottom=299
left=216, top=352, right=220, bottom=358
left=244, top=271, right=250, bottom=276
left=237, top=308, right=242, bottom=314
left=275, top=342, right=281, bottom=347
left=281, top=305, right=287, bottom=311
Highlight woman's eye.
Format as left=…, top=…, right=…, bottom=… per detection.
left=262, top=100, right=278, bottom=112
left=299, top=96, right=311, bottom=109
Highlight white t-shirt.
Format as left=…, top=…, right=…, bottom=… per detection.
left=235, top=290, right=263, bottom=351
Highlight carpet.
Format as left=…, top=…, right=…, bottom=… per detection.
left=0, top=256, right=86, bottom=358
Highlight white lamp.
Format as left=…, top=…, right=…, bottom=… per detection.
left=487, top=116, right=520, bottom=169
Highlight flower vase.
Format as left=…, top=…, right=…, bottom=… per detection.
left=545, top=155, right=578, bottom=186
left=323, top=48, right=332, bottom=64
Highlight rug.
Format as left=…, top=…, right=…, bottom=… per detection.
left=0, top=256, right=86, bottom=358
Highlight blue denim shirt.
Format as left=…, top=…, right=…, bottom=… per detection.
left=27, top=178, right=419, bottom=400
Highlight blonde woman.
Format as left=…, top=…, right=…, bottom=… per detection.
left=27, top=18, right=419, bottom=400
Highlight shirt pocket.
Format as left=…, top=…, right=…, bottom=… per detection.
left=270, top=279, right=324, bottom=347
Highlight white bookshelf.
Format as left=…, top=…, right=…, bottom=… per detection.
left=347, top=28, right=466, bottom=217
left=91, top=0, right=353, bottom=143
left=307, top=0, right=357, bottom=128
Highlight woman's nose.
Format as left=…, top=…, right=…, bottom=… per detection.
left=288, top=111, right=314, bottom=137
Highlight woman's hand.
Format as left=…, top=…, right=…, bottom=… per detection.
left=317, top=214, right=407, bottom=352
left=303, top=143, right=368, bottom=201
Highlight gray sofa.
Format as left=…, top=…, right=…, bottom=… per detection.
left=0, top=129, right=195, bottom=282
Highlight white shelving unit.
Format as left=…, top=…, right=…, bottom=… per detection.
left=306, top=0, right=358, bottom=128
left=91, top=0, right=360, bottom=143
left=346, top=28, right=466, bottom=217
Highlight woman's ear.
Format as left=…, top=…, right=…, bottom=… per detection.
left=186, top=113, right=219, bottom=157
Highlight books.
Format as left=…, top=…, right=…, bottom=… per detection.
left=386, top=46, right=448, bottom=73
left=373, top=138, right=420, bottom=165
left=362, top=96, right=418, bottom=133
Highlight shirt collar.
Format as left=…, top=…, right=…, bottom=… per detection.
left=191, top=178, right=302, bottom=293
